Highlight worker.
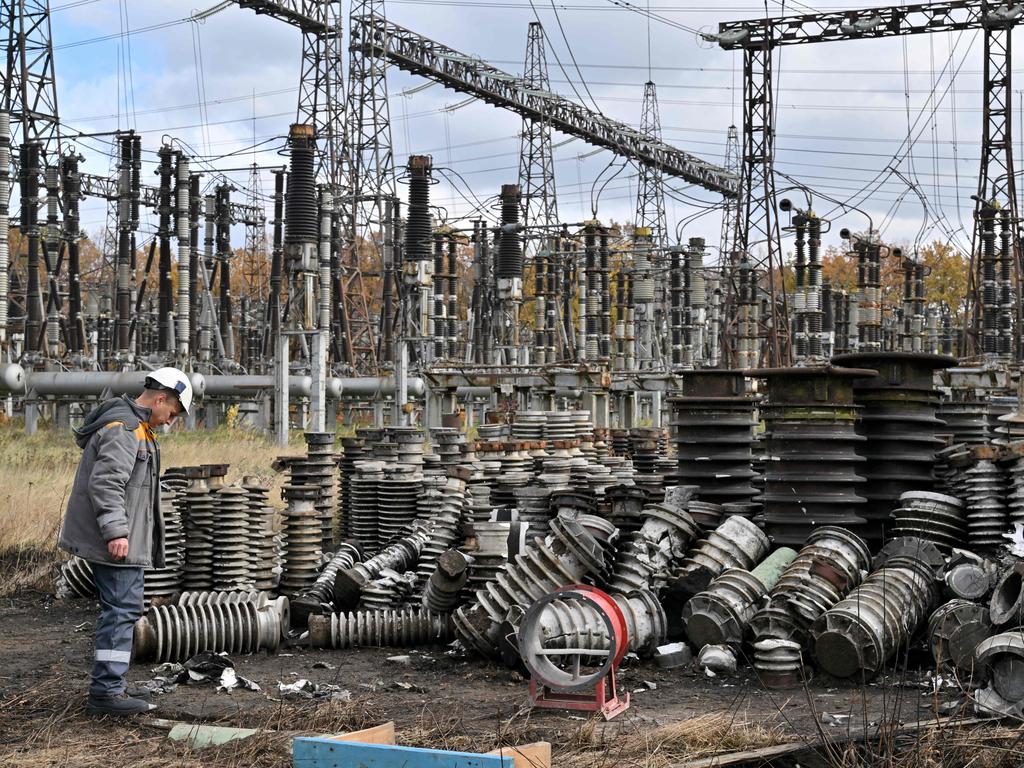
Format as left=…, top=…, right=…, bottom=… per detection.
left=58, top=367, right=193, bottom=716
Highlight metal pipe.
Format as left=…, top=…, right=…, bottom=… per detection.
left=10, top=369, right=206, bottom=398
left=0, top=111, right=8, bottom=349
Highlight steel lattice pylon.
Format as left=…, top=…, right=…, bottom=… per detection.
left=966, top=23, right=1021, bottom=359
left=1, top=0, right=61, bottom=161
left=518, top=22, right=558, bottom=243
left=718, top=123, right=742, bottom=368
left=739, top=46, right=787, bottom=366
left=719, top=124, right=741, bottom=267
left=243, top=162, right=269, bottom=295
left=634, top=81, right=667, bottom=248
left=298, top=2, right=377, bottom=373
left=349, top=0, right=398, bottom=369
left=718, top=1, right=1024, bottom=363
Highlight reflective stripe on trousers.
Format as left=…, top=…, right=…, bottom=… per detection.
left=89, top=562, right=144, bottom=697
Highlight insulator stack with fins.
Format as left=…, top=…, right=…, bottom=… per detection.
left=453, top=514, right=608, bottom=658
left=404, top=154, right=433, bottom=262
left=284, top=123, right=318, bottom=246
left=756, top=366, right=870, bottom=546
left=278, top=483, right=322, bottom=597
left=669, top=369, right=758, bottom=508
left=134, top=592, right=289, bottom=663
left=811, top=552, right=937, bottom=679
left=496, top=184, right=523, bottom=279
left=309, top=608, right=453, bottom=649
left=832, top=352, right=954, bottom=546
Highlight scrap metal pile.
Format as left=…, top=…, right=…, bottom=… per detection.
left=57, top=353, right=1024, bottom=714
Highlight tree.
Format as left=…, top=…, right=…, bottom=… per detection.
left=918, top=239, right=970, bottom=320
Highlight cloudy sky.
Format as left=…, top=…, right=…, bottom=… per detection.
left=39, top=0, right=1013, bottom=263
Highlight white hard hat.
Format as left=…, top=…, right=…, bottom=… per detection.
left=145, top=367, right=194, bottom=414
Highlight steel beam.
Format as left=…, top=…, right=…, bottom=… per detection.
left=353, top=14, right=737, bottom=196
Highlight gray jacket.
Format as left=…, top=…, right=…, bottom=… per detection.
left=58, top=395, right=165, bottom=568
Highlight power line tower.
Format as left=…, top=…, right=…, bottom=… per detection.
left=294, top=1, right=377, bottom=373
left=634, top=81, right=667, bottom=248
left=518, top=22, right=558, bottom=244
left=243, top=163, right=268, bottom=293
left=1, top=0, right=61, bottom=161
left=519, top=21, right=560, bottom=364
left=348, top=0, right=397, bottom=369
left=738, top=43, right=787, bottom=365
left=718, top=124, right=741, bottom=266
left=718, top=123, right=742, bottom=368
left=967, top=21, right=1020, bottom=359
left=634, top=81, right=667, bottom=368
left=296, top=1, right=345, bottom=193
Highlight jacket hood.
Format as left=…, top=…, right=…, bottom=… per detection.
left=74, top=395, right=152, bottom=448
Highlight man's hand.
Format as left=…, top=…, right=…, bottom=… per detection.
left=107, top=537, right=129, bottom=561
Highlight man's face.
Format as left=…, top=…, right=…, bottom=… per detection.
left=150, top=392, right=184, bottom=427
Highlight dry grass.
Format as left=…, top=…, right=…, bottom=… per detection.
left=829, top=723, right=1024, bottom=768
left=0, top=671, right=380, bottom=768
left=0, top=422, right=296, bottom=596
left=0, top=422, right=291, bottom=551
left=558, top=712, right=790, bottom=768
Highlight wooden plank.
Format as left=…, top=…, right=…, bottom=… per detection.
left=484, top=742, right=552, bottom=768
left=292, top=737, right=515, bottom=768
left=322, top=722, right=396, bottom=745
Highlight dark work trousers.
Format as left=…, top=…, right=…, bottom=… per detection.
left=89, top=562, right=144, bottom=697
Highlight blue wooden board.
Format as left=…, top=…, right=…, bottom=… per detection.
left=292, top=737, right=515, bottom=768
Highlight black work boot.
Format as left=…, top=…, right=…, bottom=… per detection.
left=86, top=692, right=156, bottom=716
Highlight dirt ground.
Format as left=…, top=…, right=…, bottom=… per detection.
left=4, top=588, right=1009, bottom=767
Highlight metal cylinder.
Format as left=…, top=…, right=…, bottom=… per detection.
left=496, top=184, right=523, bottom=279
left=284, top=123, right=318, bottom=246
left=404, top=155, right=433, bottom=262
left=668, top=370, right=758, bottom=507
left=518, top=587, right=665, bottom=661
left=309, top=608, right=453, bottom=649
left=422, top=549, right=470, bottom=613
left=749, top=526, right=871, bottom=644
left=831, top=352, right=955, bottom=546
left=453, top=513, right=608, bottom=658
left=811, top=556, right=936, bottom=679
left=754, top=366, right=872, bottom=545
left=290, top=542, right=361, bottom=626
left=928, top=599, right=991, bottom=674
left=278, top=484, right=322, bottom=597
